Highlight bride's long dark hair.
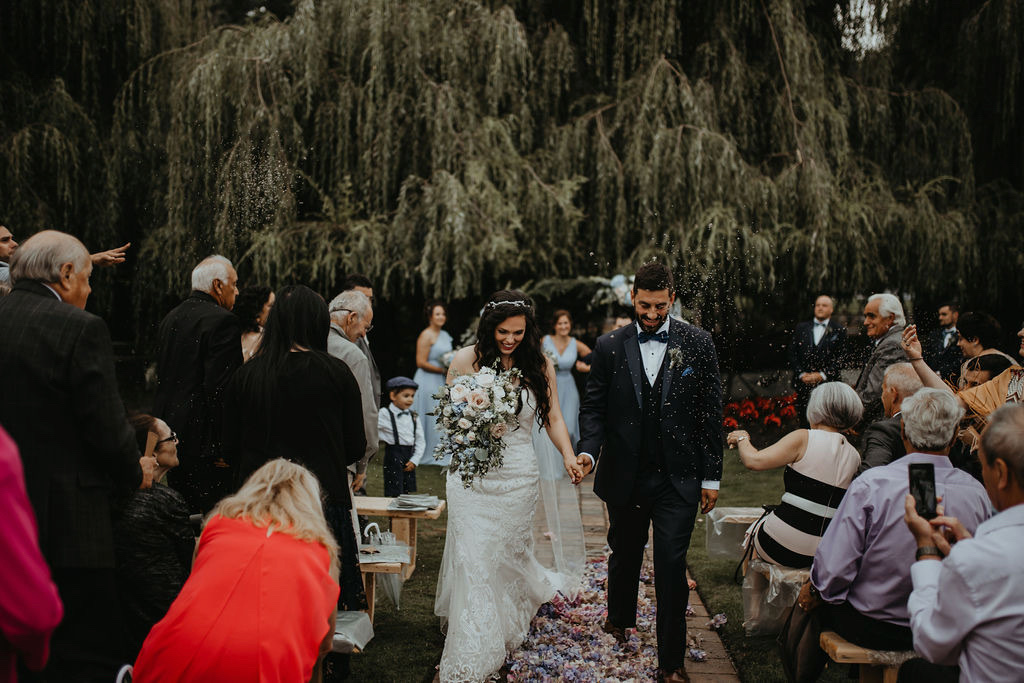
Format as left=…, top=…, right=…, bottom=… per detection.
left=474, top=290, right=551, bottom=428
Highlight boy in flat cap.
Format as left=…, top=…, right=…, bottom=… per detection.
left=378, top=376, right=426, bottom=496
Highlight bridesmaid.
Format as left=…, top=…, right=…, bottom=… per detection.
left=413, top=300, right=453, bottom=466
left=541, top=309, right=592, bottom=445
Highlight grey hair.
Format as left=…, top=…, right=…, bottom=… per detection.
left=883, top=363, right=923, bottom=399
left=868, top=293, right=906, bottom=326
left=191, top=255, right=233, bottom=293
left=806, top=382, right=864, bottom=430
left=328, top=289, right=371, bottom=319
left=980, top=403, right=1024, bottom=485
left=9, top=230, right=90, bottom=284
left=901, top=388, right=964, bottom=451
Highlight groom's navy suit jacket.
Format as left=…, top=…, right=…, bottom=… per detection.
left=578, top=319, right=723, bottom=507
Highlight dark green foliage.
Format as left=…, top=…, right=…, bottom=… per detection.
left=1, top=0, right=1021, bottom=339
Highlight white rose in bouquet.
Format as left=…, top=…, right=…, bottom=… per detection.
left=489, top=422, right=508, bottom=439
left=463, top=404, right=476, bottom=417
left=468, top=390, right=491, bottom=410
left=454, top=434, right=465, bottom=444
left=492, top=385, right=506, bottom=400
left=450, top=384, right=470, bottom=402
left=443, top=405, right=454, bottom=416
left=466, top=431, right=476, bottom=442
left=476, top=371, right=495, bottom=388
left=458, top=417, right=472, bottom=430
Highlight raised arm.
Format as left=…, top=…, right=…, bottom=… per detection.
left=726, top=428, right=808, bottom=471
left=903, top=325, right=954, bottom=392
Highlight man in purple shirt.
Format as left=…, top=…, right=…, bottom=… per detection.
left=807, top=388, right=991, bottom=650
left=900, top=403, right=1024, bottom=681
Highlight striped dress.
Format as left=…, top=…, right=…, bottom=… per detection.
left=753, top=430, right=861, bottom=569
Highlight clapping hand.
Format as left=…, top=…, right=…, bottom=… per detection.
left=902, top=325, right=924, bottom=358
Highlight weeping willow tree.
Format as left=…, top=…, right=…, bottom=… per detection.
left=2, top=0, right=1022, bottom=340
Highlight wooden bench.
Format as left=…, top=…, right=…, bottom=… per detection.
left=355, top=496, right=446, bottom=579
left=359, top=560, right=403, bottom=624
left=819, top=631, right=916, bottom=682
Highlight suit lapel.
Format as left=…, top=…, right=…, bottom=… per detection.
left=622, top=325, right=644, bottom=409
left=661, top=320, right=682, bottom=405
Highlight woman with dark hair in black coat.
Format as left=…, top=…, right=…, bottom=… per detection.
left=221, top=284, right=367, bottom=679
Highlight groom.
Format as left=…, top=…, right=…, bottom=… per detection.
left=577, top=262, right=723, bottom=683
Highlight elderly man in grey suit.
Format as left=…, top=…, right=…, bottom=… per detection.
left=854, top=293, right=908, bottom=424
left=328, top=290, right=379, bottom=491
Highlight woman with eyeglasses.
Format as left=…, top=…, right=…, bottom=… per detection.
left=113, top=413, right=195, bottom=659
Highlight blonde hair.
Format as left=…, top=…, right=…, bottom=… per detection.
left=210, top=459, right=339, bottom=573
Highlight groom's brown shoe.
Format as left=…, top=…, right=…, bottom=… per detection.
left=601, top=620, right=628, bottom=645
left=656, top=667, right=691, bottom=683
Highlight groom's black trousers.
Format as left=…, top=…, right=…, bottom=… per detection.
left=606, top=468, right=699, bottom=672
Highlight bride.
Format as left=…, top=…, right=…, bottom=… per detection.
left=434, top=290, right=587, bottom=682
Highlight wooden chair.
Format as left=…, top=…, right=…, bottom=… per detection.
left=819, top=630, right=916, bottom=683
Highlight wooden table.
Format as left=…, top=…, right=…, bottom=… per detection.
left=355, top=496, right=446, bottom=579
left=359, top=560, right=402, bottom=624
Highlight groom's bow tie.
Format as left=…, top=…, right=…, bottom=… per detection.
left=638, top=330, right=669, bottom=344
left=815, top=321, right=827, bottom=327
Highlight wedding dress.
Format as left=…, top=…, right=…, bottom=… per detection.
left=434, top=388, right=584, bottom=682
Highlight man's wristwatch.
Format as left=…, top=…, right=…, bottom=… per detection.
left=915, top=546, right=942, bottom=561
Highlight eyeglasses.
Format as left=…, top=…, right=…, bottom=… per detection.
left=157, top=431, right=179, bottom=445
left=330, top=308, right=373, bottom=333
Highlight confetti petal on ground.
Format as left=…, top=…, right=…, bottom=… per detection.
left=506, top=556, right=660, bottom=681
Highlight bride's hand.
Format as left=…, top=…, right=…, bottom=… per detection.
left=563, top=453, right=583, bottom=485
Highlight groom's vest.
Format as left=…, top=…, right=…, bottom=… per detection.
left=639, top=360, right=667, bottom=471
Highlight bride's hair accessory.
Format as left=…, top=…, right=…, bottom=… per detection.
left=485, top=299, right=531, bottom=312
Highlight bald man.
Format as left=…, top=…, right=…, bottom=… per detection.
left=789, top=295, right=847, bottom=425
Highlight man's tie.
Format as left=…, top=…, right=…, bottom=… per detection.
left=638, top=330, right=669, bottom=344
left=943, top=330, right=955, bottom=348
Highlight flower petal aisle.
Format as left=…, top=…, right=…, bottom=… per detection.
left=506, top=556, right=660, bottom=681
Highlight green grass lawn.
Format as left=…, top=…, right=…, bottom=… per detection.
left=350, top=446, right=849, bottom=682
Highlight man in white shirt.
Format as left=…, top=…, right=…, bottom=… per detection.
left=902, top=403, right=1024, bottom=682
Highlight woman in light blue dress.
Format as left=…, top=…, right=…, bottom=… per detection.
left=541, top=309, right=592, bottom=446
left=413, top=300, right=453, bottom=466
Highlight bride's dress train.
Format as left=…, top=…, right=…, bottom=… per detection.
left=434, top=389, right=583, bottom=682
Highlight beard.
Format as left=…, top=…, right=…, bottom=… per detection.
left=636, top=310, right=668, bottom=331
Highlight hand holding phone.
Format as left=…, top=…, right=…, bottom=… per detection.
left=909, top=463, right=937, bottom=519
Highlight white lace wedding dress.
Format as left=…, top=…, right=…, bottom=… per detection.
left=434, top=388, right=579, bottom=682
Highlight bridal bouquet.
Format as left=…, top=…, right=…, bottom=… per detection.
left=432, top=365, right=522, bottom=487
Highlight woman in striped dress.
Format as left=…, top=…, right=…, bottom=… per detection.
left=726, top=383, right=863, bottom=569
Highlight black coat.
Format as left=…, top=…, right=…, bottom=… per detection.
left=924, top=328, right=963, bottom=385
left=152, top=291, right=242, bottom=464
left=578, top=319, right=723, bottom=507
left=0, top=280, right=142, bottom=568
left=788, top=319, right=846, bottom=391
left=856, top=415, right=904, bottom=476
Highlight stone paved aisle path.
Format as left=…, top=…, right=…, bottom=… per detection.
left=578, top=484, right=740, bottom=683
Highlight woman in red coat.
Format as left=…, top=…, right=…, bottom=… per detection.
left=133, top=459, right=339, bottom=683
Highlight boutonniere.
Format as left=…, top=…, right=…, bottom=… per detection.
left=668, top=348, right=685, bottom=371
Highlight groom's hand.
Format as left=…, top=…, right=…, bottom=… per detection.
left=700, top=488, right=718, bottom=514
left=576, top=454, right=593, bottom=477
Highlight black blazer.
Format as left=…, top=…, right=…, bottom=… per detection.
left=578, top=319, right=723, bottom=507
left=152, top=291, right=242, bottom=462
left=856, top=415, right=904, bottom=476
left=0, top=280, right=142, bottom=568
left=924, top=329, right=963, bottom=385
left=788, top=319, right=846, bottom=389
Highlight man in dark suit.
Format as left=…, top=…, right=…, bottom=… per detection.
left=577, top=262, right=722, bottom=683
left=0, top=230, right=154, bottom=681
left=153, top=255, right=241, bottom=513
left=924, top=302, right=963, bottom=385
left=856, top=362, right=923, bottom=475
left=789, top=295, right=846, bottom=425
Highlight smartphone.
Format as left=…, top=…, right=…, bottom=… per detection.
left=909, top=463, right=937, bottom=519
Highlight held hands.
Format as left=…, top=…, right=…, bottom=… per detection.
left=403, top=461, right=416, bottom=472
left=563, top=453, right=584, bottom=485
left=903, top=494, right=971, bottom=556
